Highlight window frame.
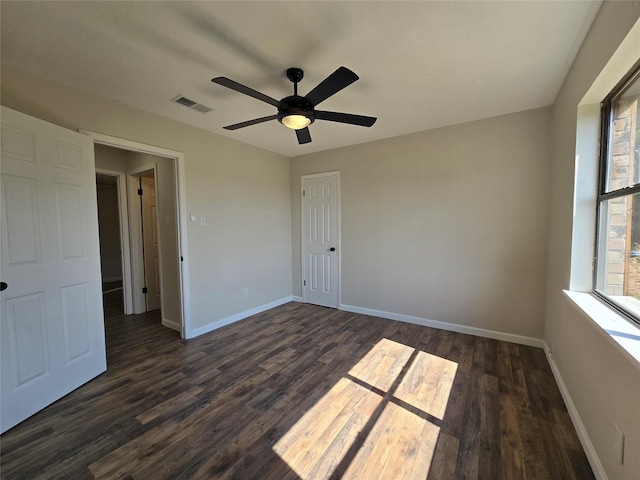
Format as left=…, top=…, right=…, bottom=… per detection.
left=593, top=59, right=640, bottom=326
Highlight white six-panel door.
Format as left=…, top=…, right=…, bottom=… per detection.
left=302, top=172, right=340, bottom=308
left=0, top=107, right=106, bottom=433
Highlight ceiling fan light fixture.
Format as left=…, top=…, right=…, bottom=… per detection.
left=281, top=114, right=311, bottom=130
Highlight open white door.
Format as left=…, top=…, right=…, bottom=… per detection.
left=141, top=175, right=161, bottom=312
left=0, top=107, right=106, bottom=433
left=302, top=172, right=340, bottom=308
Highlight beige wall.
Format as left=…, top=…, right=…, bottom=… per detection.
left=95, top=143, right=128, bottom=171
left=546, top=2, right=640, bottom=479
left=292, top=107, right=551, bottom=338
left=1, top=65, right=292, bottom=331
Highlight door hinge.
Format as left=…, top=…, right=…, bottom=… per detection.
left=142, top=287, right=148, bottom=294
left=137, top=188, right=143, bottom=196
left=303, top=280, right=306, bottom=286
left=180, top=256, right=183, bottom=262
left=303, top=190, right=306, bottom=197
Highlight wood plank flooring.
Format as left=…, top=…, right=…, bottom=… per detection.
left=0, top=293, right=594, bottom=479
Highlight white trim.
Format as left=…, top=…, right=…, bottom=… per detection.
left=300, top=177, right=305, bottom=303
left=301, top=171, right=341, bottom=308
left=339, top=303, right=545, bottom=348
left=80, top=131, right=184, bottom=159
left=301, top=171, right=342, bottom=180
left=96, top=168, right=133, bottom=315
left=291, top=295, right=304, bottom=302
left=188, top=297, right=296, bottom=339
left=80, top=130, right=191, bottom=339
left=103, top=287, right=123, bottom=294
left=101, top=276, right=123, bottom=283
left=174, top=143, right=191, bottom=339
left=543, top=342, right=608, bottom=480
left=564, top=291, right=640, bottom=370
left=162, top=318, right=181, bottom=332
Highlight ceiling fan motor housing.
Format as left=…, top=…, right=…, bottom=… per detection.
left=286, top=67, right=304, bottom=84
left=277, top=95, right=315, bottom=125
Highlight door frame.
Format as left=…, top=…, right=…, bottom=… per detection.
left=95, top=168, right=133, bottom=315
left=300, top=171, right=341, bottom=308
left=80, top=130, right=191, bottom=339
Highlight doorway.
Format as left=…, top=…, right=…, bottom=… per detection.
left=95, top=168, right=132, bottom=315
left=96, top=173, right=124, bottom=298
left=98, top=166, right=162, bottom=317
left=301, top=172, right=341, bottom=308
left=85, top=131, right=190, bottom=338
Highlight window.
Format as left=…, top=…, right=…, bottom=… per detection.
left=595, top=61, right=640, bottom=324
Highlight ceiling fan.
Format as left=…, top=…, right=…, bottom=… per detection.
left=211, top=66, right=377, bottom=144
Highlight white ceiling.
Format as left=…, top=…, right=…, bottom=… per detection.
left=1, top=1, right=602, bottom=158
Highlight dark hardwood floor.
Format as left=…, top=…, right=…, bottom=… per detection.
left=1, top=291, right=594, bottom=479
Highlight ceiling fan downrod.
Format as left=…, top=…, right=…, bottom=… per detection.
left=286, top=67, right=304, bottom=96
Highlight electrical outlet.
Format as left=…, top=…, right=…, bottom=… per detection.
left=243, top=288, right=249, bottom=298
left=614, top=423, right=625, bottom=465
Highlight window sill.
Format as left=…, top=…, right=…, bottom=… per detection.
left=563, top=290, right=640, bottom=371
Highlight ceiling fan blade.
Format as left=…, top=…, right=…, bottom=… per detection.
left=223, top=114, right=278, bottom=130
left=212, top=77, right=282, bottom=107
left=315, top=110, right=377, bottom=127
left=305, top=67, right=359, bottom=106
left=296, top=127, right=312, bottom=144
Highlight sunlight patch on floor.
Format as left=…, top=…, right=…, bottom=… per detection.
left=394, top=351, right=458, bottom=420
left=348, top=337, right=414, bottom=391
left=272, top=377, right=382, bottom=478
left=272, top=338, right=458, bottom=479
left=342, top=402, right=440, bottom=479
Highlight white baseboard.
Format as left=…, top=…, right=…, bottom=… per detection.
left=187, top=296, right=296, bottom=339
left=102, top=276, right=123, bottom=283
left=339, top=303, right=545, bottom=348
left=291, top=295, right=303, bottom=302
left=543, top=343, right=607, bottom=480
left=162, top=317, right=181, bottom=332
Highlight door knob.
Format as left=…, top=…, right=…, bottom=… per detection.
left=329, top=247, right=336, bottom=252
left=0, top=282, right=7, bottom=291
